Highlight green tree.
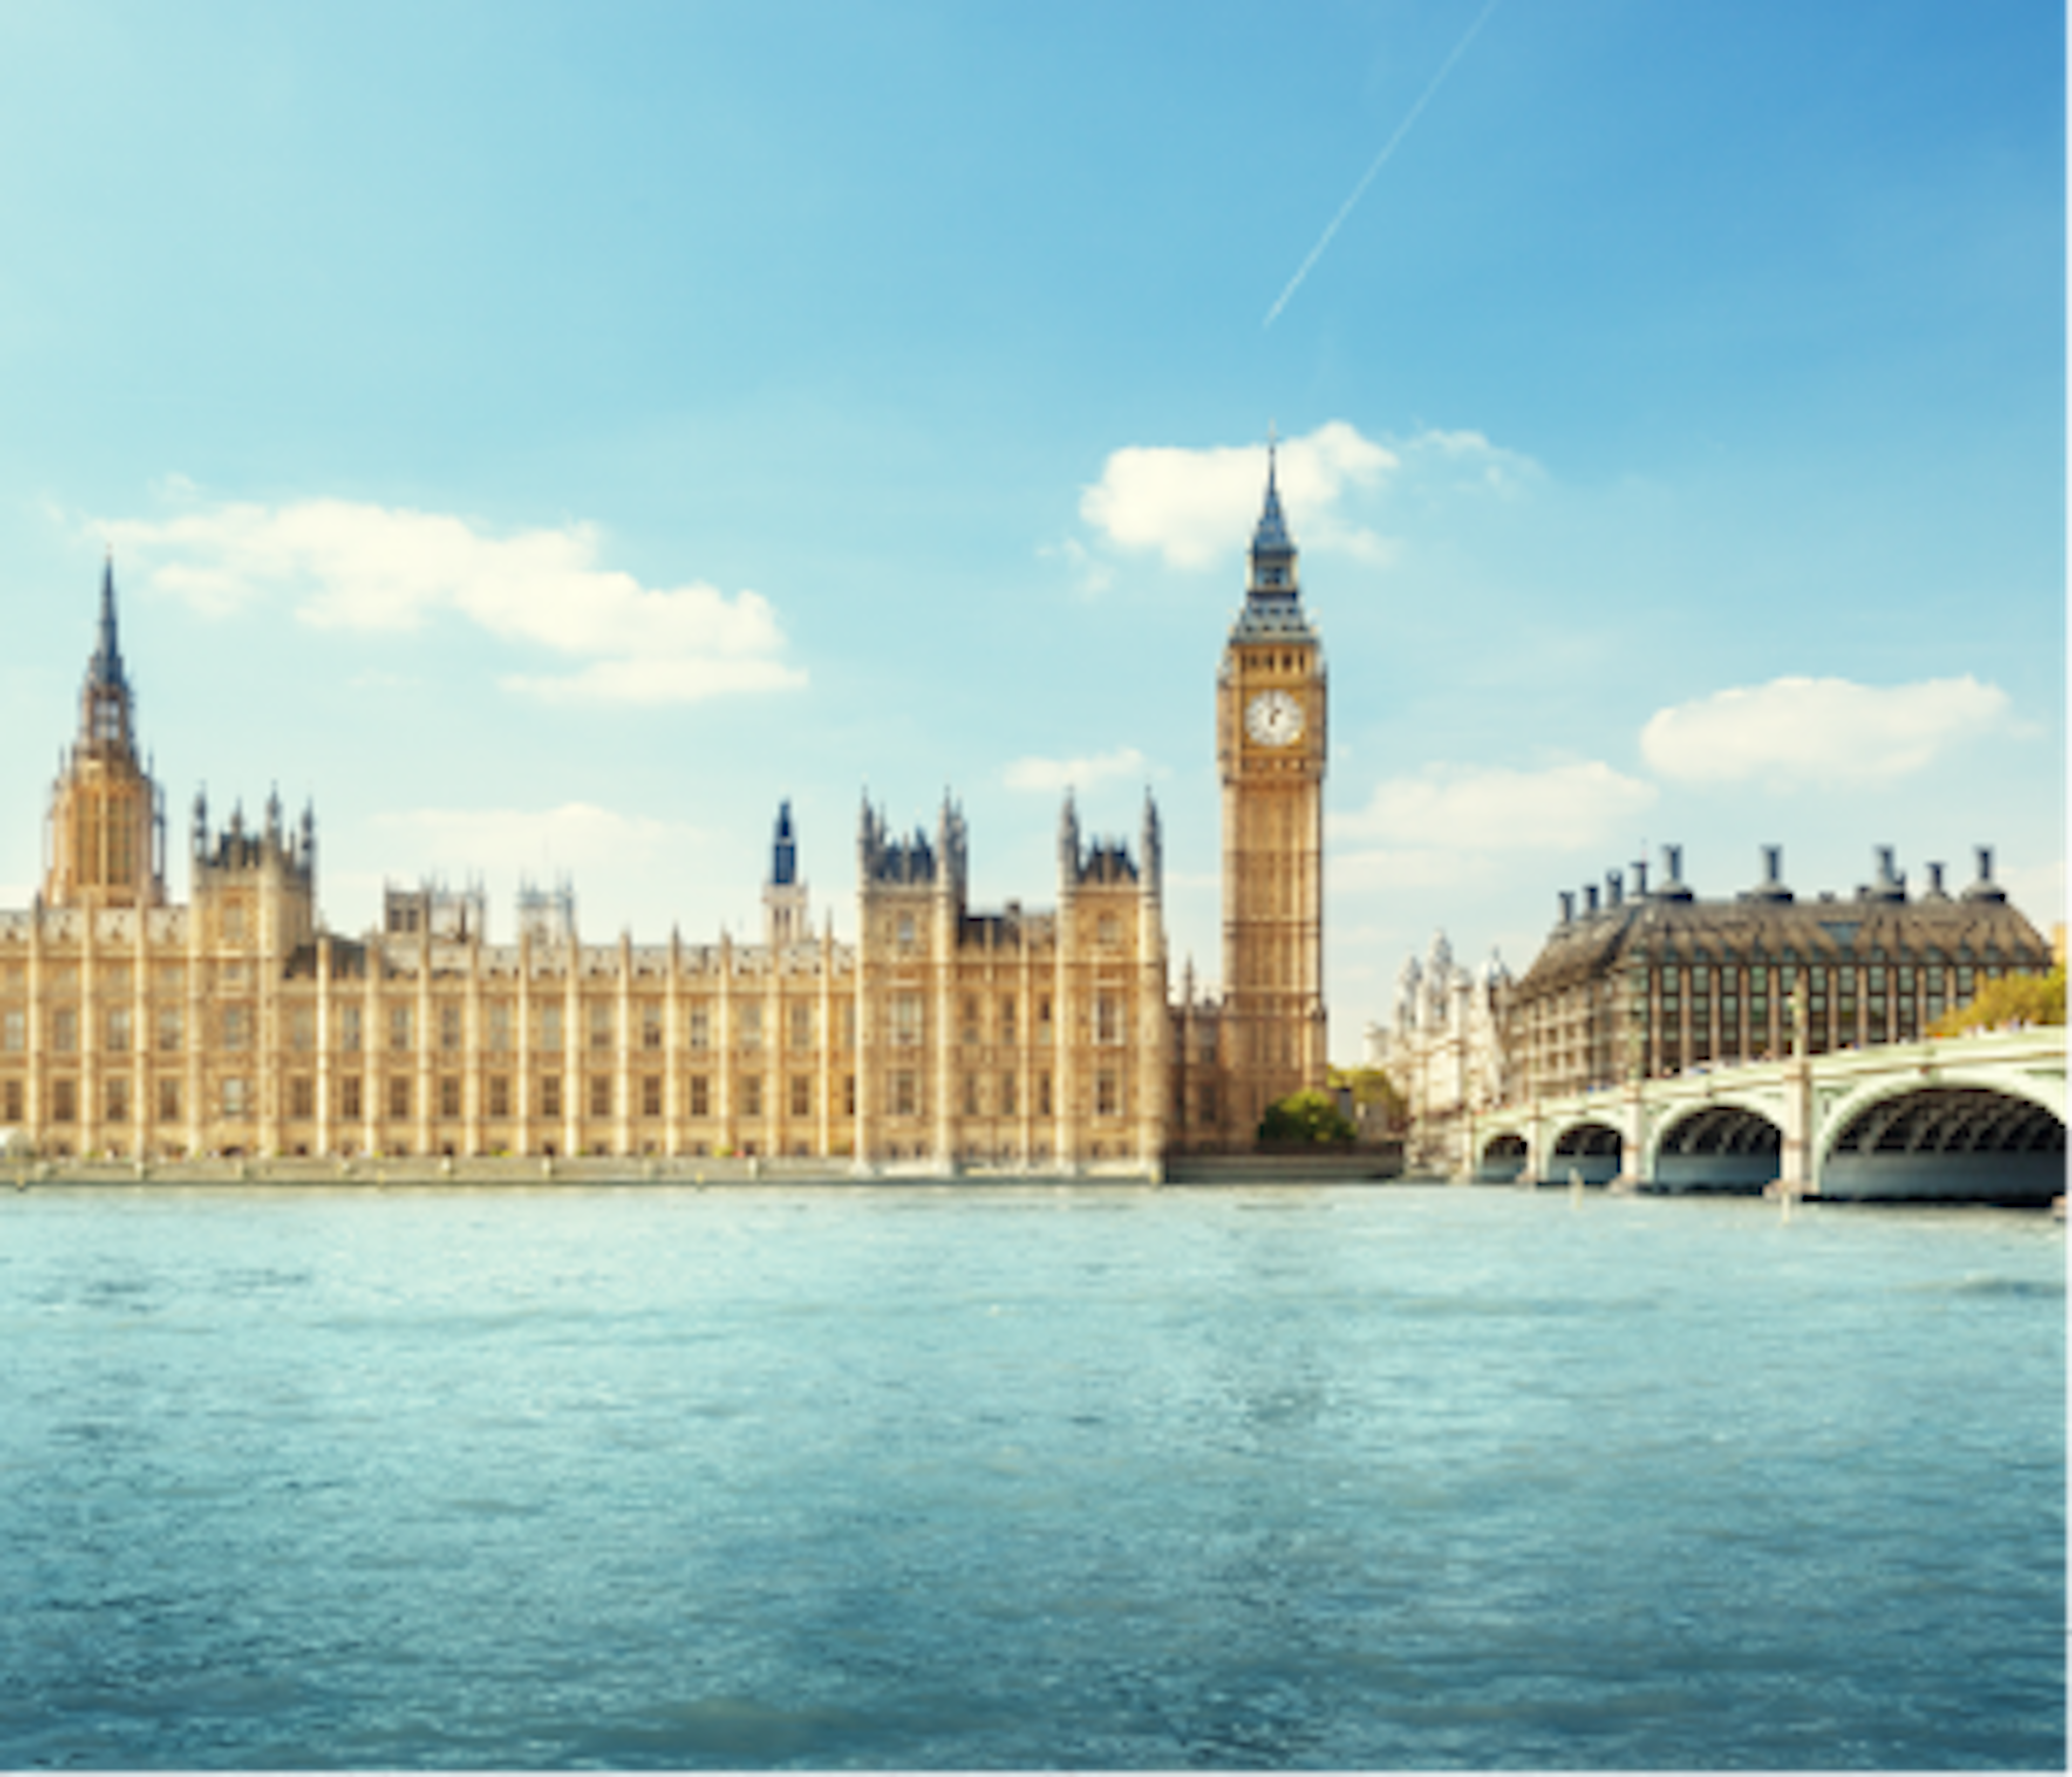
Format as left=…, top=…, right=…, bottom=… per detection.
left=1329, top=1064, right=1407, bottom=1133
left=1930, top=965, right=2066, bottom=1037
left=1257, top=1088, right=1357, bottom=1145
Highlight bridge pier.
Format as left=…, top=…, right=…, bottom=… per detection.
left=1776, top=1056, right=1815, bottom=1193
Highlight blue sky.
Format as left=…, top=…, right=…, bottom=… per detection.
left=1, top=0, right=2062, bottom=1060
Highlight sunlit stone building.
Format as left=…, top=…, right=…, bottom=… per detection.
left=1363, top=931, right=1511, bottom=1173
left=1, top=461, right=1329, bottom=1170
left=1504, top=842, right=2053, bottom=1102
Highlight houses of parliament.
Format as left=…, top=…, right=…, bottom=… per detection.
left=0, top=464, right=1328, bottom=1172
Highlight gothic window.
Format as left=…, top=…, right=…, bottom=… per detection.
left=290, top=1077, right=315, bottom=1120
left=50, top=1078, right=76, bottom=1122
left=590, top=1002, right=614, bottom=1052
left=104, top=1075, right=130, bottom=1123
left=963, top=1073, right=979, bottom=1116
left=738, top=1003, right=764, bottom=1052
left=589, top=1075, right=611, bottom=1118
left=439, top=1077, right=461, bottom=1119
left=689, top=1005, right=710, bottom=1051
left=962, top=997, right=980, bottom=1046
left=540, top=1075, right=562, bottom=1119
left=689, top=1075, right=710, bottom=1119
left=1037, top=997, right=1053, bottom=1045
left=387, top=1077, right=410, bottom=1120
left=440, top=1004, right=462, bottom=1052
left=1094, top=994, right=1123, bottom=1045
left=1, top=1008, right=21, bottom=1052
left=159, top=1077, right=181, bottom=1122
left=891, top=1070, right=917, bottom=1118
left=998, top=996, right=1016, bottom=1040
left=222, top=902, right=246, bottom=944
left=290, top=1006, right=313, bottom=1052
left=4, top=1078, right=28, bottom=1122
left=790, top=1075, right=811, bottom=1118
left=538, top=1003, right=563, bottom=1052
left=52, top=1008, right=77, bottom=1053
left=841, top=1003, right=856, bottom=1050
left=488, top=1075, right=510, bottom=1119
left=338, top=1076, right=362, bottom=1120
left=741, top=1075, right=764, bottom=1119
left=224, top=1078, right=250, bottom=1118
left=896, top=914, right=916, bottom=948
left=789, top=1002, right=814, bottom=1052
left=891, top=995, right=923, bottom=1048
left=388, top=1004, right=412, bottom=1053
left=642, top=1003, right=664, bottom=1051
left=1037, top=1072, right=1053, bottom=1118
left=643, top=1075, right=663, bottom=1118
left=338, top=1005, right=360, bottom=1053
left=1095, top=1070, right=1119, bottom=1118
left=843, top=1074, right=857, bottom=1116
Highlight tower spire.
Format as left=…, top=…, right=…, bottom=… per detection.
left=1238, top=428, right=1306, bottom=624
left=90, top=551, right=128, bottom=695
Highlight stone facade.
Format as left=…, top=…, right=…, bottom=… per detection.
left=1488, top=843, right=2051, bottom=1114
left=2, top=464, right=1328, bottom=1170
left=1363, top=931, right=1511, bottom=1175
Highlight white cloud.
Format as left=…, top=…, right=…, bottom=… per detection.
left=1001, top=746, right=1150, bottom=794
left=103, top=495, right=806, bottom=705
left=1331, top=761, right=1658, bottom=852
left=1640, top=676, right=2012, bottom=785
left=1071, top=420, right=1541, bottom=577
left=1079, top=420, right=1396, bottom=569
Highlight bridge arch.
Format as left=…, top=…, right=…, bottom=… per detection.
left=1476, top=1130, right=1529, bottom=1182
left=1548, top=1118, right=1623, bottom=1187
left=1647, top=1097, right=1784, bottom=1194
left=1817, top=1073, right=2066, bottom=1204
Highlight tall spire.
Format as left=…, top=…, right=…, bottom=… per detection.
left=1236, top=428, right=1309, bottom=634
left=90, top=551, right=129, bottom=695
left=79, top=554, right=136, bottom=752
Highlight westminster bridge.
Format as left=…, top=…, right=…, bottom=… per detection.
left=1464, top=1029, right=2066, bottom=1204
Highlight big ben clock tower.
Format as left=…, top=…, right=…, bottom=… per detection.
left=1218, top=444, right=1326, bottom=1134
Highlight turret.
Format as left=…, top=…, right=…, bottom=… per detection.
left=765, top=799, right=809, bottom=948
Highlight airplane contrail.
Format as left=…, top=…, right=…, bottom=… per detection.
left=1263, top=0, right=1502, bottom=330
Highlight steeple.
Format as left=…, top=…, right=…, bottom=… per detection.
left=90, top=552, right=129, bottom=694
left=764, top=798, right=809, bottom=947
left=45, top=555, right=163, bottom=908
left=80, top=553, right=136, bottom=753
left=1235, top=432, right=1312, bottom=639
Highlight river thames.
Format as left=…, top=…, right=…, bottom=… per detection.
left=1, top=1182, right=2061, bottom=1769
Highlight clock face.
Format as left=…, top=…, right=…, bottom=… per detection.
left=1245, top=689, right=1304, bottom=747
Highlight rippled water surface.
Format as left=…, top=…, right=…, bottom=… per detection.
left=1, top=1183, right=2062, bottom=1769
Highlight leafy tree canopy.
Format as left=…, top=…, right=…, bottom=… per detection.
left=1930, top=965, right=2065, bottom=1037
left=1329, top=1065, right=1406, bottom=1128
left=1258, top=1088, right=1357, bottom=1146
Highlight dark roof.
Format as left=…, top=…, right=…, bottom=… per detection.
left=1514, top=892, right=2051, bottom=1002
